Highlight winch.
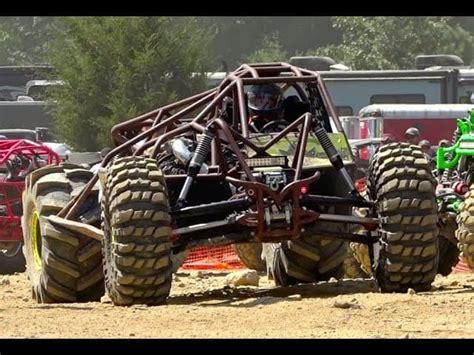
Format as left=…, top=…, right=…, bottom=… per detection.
left=246, top=166, right=292, bottom=192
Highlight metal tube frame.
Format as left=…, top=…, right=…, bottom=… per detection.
left=58, top=63, right=370, bottom=240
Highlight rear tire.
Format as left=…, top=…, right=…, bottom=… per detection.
left=437, top=219, right=460, bottom=276
left=343, top=243, right=369, bottom=279
left=455, top=187, right=474, bottom=270
left=0, top=243, right=26, bottom=274
left=22, top=164, right=104, bottom=303
left=171, top=250, right=189, bottom=273
left=369, top=143, right=439, bottom=293
left=264, top=222, right=347, bottom=286
left=350, top=223, right=460, bottom=278
left=101, top=157, right=173, bottom=306
left=232, top=243, right=266, bottom=271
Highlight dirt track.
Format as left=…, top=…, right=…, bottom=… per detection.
left=0, top=270, right=473, bottom=338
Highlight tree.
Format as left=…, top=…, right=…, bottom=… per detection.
left=47, top=17, right=213, bottom=151
left=245, top=32, right=288, bottom=63
left=0, top=17, right=58, bottom=65
left=311, top=17, right=474, bottom=70
left=198, top=17, right=339, bottom=69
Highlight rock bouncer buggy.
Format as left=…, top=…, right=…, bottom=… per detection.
left=0, top=139, right=60, bottom=274
left=22, top=63, right=440, bottom=305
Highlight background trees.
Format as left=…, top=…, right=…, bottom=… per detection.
left=1, top=16, right=474, bottom=150
left=312, top=17, right=474, bottom=70
left=46, top=17, right=213, bottom=150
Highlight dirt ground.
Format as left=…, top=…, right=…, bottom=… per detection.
left=0, top=270, right=473, bottom=338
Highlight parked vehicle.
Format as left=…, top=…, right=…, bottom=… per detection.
left=207, top=55, right=474, bottom=119
left=358, top=104, right=474, bottom=144
left=437, top=110, right=474, bottom=271
left=0, top=139, right=60, bottom=274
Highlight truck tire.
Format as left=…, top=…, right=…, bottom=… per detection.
left=22, top=164, right=104, bottom=303
left=343, top=243, right=369, bottom=279
left=0, top=243, right=26, bottom=274
left=171, top=250, right=189, bottom=273
left=264, top=221, right=347, bottom=286
left=437, top=219, right=460, bottom=276
left=232, top=243, right=266, bottom=271
left=369, top=143, right=439, bottom=293
left=350, top=224, right=459, bottom=278
left=455, top=188, right=474, bottom=270
left=101, top=157, right=173, bottom=306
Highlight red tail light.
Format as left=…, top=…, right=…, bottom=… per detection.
left=453, top=181, right=469, bottom=195
left=355, top=178, right=367, bottom=192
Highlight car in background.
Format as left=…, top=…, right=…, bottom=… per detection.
left=0, top=128, right=71, bottom=160
left=25, top=80, right=65, bottom=101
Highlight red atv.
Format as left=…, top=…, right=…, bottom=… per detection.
left=0, top=139, right=60, bottom=274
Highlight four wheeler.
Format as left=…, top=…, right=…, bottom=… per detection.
left=0, top=139, right=60, bottom=274
left=22, top=63, right=440, bottom=306
left=438, top=109, right=474, bottom=271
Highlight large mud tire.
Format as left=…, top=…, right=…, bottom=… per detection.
left=350, top=223, right=459, bottom=278
left=437, top=219, right=460, bottom=276
left=22, top=164, right=104, bottom=303
left=369, top=143, right=439, bottom=293
left=233, top=243, right=266, bottom=272
left=343, top=243, right=369, bottom=279
left=101, top=157, right=173, bottom=306
left=171, top=251, right=189, bottom=273
left=0, top=243, right=26, bottom=274
left=455, top=187, right=474, bottom=270
left=264, top=221, right=347, bottom=286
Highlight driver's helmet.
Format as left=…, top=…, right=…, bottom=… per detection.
left=247, top=84, right=283, bottom=121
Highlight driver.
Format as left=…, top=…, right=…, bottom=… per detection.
left=247, top=84, right=284, bottom=132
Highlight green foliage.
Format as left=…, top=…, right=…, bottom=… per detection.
left=0, top=17, right=57, bottom=65
left=198, top=17, right=338, bottom=69
left=311, top=17, right=474, bottom=70
left=47, top=17, right=213, bottom=150
left=3, top=16, right=474, bottom=151
left=245, top=32, right=288, bottom=63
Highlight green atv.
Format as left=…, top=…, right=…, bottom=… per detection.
left=437, top=109, right=474, bottom=271
left=345, top=112, right=474, bottom=279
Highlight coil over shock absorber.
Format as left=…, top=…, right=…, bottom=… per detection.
left=314, top=121, right=355, bottom=194
left=440, top=128, right=460, bottom=183
left=177, top=128, right=214, bottom=207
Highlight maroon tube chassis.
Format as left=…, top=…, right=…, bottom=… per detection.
left=56, top=63, right=374, bottom=243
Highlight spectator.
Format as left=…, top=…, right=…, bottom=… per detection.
left=419, top=139, right=432, bottom=155
left=419, top=139, right=436, bottom=170
left=404, top=127, right=420, bottom=145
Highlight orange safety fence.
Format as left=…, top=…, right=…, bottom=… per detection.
left=181, top=245, right=245, bottom=270
left=453, top=258, right=472, bottom=273
left=181, top=245, right=473, bottom=273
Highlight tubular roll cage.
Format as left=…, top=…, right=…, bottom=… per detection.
left=0, top=139, right=60, bottom=166
left=56, top=62, right=377, bottom=244
left=0, top=139, right=60, bottom=243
